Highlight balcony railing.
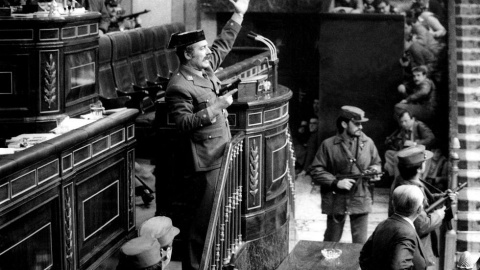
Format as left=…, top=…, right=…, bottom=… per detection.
left=200, top=132, right=246, bottom=270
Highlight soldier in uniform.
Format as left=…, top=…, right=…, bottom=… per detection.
left=164, top=0, right=250, bottom=269
left=310, top=105, right=381, bottom=244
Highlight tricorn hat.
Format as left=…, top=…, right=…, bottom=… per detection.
left=120, top=237, right=161, bottom=269
left=167, top=30, right=206, bottom=49
left=340, top=105, right=369, bottom=123
left=457, top=251, right=480, bottom=269
left=397, top=145, right=433, bottom=166
left=139, top=216, right=180, bottom=247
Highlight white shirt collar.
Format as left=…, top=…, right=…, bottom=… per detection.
left=398, top=214, right=415, bottom=229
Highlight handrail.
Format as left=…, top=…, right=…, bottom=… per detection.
left=200, top=131, right=246, bottom=270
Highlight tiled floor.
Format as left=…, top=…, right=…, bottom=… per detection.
left=293, top=174, right=389, bottom=244
left=130, top=161, right=390, bottom=270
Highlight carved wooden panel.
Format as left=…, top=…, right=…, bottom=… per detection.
left=40, top=51, right=60, bottom=113
left=127, top=149, right=135, bottom=230
left=75, top=157, right=125, bottom=266
left=0, top=189, right=61, bottom=270
left=247, top=135, right=262, bottom=210
left=64, top=48, right=96, bottom=106
left=0, top=53, right=31, bottom=113
left=63, top=183, right=75, bottom=270
left=264, top=130, right=288, bottom=201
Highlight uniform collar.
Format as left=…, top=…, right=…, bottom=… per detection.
left=179, top=65, right=212, bottom=89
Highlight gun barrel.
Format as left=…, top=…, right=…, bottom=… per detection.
left=117, top=9, right=150, bottom=21
left=425, top=182, right=467, bottom=213
left=336, top=172, right=384, bottom=179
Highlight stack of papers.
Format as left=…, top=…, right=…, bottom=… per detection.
left=6, top=133, right=59, bottom=148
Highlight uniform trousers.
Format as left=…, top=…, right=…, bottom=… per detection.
left=183, top=168, right=221, bottom=270
left=324, top=213, right=369, bottom=244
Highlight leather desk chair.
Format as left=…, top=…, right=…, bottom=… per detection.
left=108, top=31, right=156, bottom=114
left=98, top=34, right=132, bottom=109
left=163, top=23, right=185, bottom=73
left=137, top=27, right=170, bottom=90
left=151, top=25, right=171, bottom=78
left=124, top=29, right=164, bottom=101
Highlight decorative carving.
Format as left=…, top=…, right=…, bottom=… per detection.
left=64, top=187, right=73, bottom=270
left=249, top=140, right=259, bottom=202
left=43, top=54, right=57, bottom=109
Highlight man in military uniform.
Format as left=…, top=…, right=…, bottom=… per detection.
left=165, top=0, right=250, bottom=269
left=310, top=105, right=381, bottom=244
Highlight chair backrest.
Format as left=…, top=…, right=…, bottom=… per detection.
left=138, top=27, right=159, bottom=83
left=109, top=31, right=135, bottom=93
left=151, top=25, right=171, bottom=78
left=125, top=29, right=148, bottom=87
left=163, top=23, right=185, bottom=73
left=98, top=34, right=118, bottom=99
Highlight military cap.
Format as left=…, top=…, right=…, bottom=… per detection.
left=167, top=30, right=206, bottom=49
left=457, top=251, right=480, bottom=269
left=139, top=216, right=180, bottom=247
left=397, top=145, right=433, bottom=166
left=412, top=65, right=428, bottom=74
left=340, top=105, right=369, bottom=123
left=105, top=0, right=119, bottom=6
left=120, top=237, right=161, bottom=269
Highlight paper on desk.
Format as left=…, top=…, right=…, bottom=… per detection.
left=51, top=116, right=95, bottom=134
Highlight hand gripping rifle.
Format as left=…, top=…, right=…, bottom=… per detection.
left=335, top=171, right=384, bottom=202
left=425, top=181, right=467, bottom=213
left=425, top=181, right=467, bottom=230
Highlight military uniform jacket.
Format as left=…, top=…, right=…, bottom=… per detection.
left=310, top=132, right=381, bottom=215
left=166, top=19, right=241, bottom=172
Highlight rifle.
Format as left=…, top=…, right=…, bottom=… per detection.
left=336, top=171, right=384, bottom=180
left=425, top=181, right=467, bottom=213
left=116, top=9, right=150, bottom=21
left=336, top=171, right=384, bottom=202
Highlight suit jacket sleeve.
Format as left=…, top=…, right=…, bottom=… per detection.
left=359, top=235, right=373, bottom=270
left=391, top=236, right=416, bottom=270
left=414, top=209, right=443, bottom=237
left=415, top=121, right=435, bottom=147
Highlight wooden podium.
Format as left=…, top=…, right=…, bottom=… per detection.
left=0, top=12, right=102, bottom=138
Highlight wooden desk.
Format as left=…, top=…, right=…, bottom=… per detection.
left=276, top=241, right=362, bottom=270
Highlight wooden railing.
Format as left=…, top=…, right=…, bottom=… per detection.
left=200, top=132, right=246, bottom=270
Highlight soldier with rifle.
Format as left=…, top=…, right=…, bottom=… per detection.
left=389, top=145, right=458, bottom=268
left=105, top=0, right=149, bottom=32
left=310, top=105, right=382, bottom=244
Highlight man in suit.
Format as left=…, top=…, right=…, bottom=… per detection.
left=359, top=185, right=427, bottom=270
left=389, top=145, right=456, bottom=268
left=165, top=1, right=250, bottom=269
left=384, top=109, right=435, bottom=178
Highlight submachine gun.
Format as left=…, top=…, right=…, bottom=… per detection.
left=116, top=9, right=150, bottom=22
left=335, top=170, right=384, bottom=201
left=425, top=181, right=467, bottom=230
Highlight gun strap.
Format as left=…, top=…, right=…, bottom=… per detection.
left=339, top=139, right=363, bottom=174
